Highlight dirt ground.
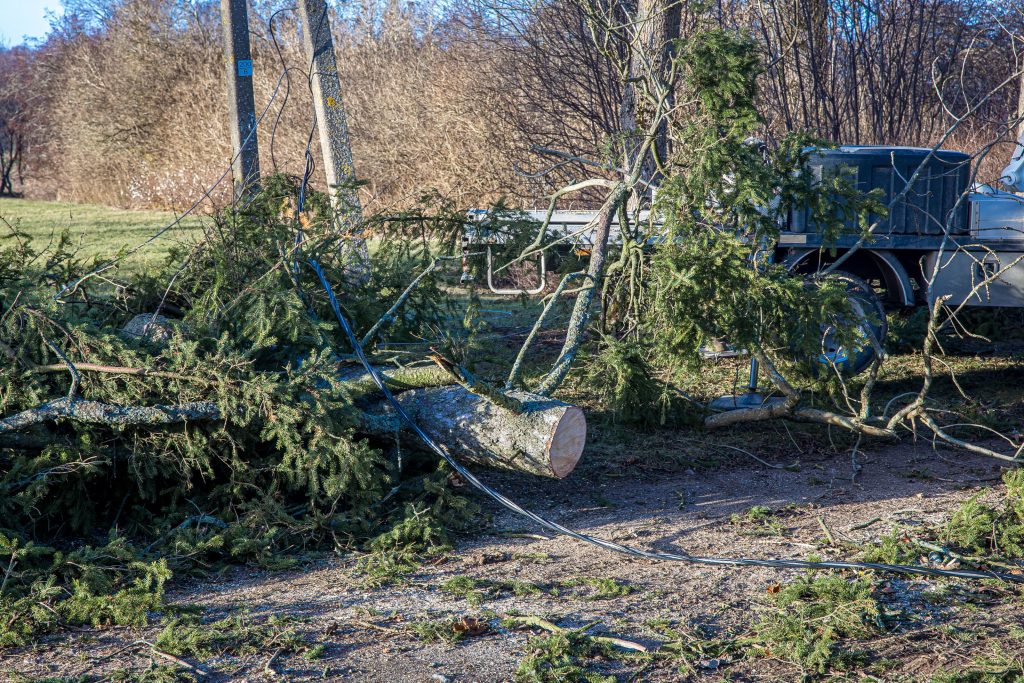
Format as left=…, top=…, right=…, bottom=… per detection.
left=4, top=437, right=1022, bottom=682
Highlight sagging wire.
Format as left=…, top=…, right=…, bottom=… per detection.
left=306, top=259, right=1024, bottom=585
left=265, top=5, right=299, bottom=172
left=275, top=4, right=1022, bottom=588
left=53, top=67, right=293, bottom=303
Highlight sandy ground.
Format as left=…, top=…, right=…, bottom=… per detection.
left=4, top=437, right=1022, bottom=682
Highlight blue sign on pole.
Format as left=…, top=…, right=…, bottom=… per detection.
left=237, top=59, right=253, bottom=77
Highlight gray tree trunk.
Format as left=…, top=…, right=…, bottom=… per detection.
left=362, top=386, right=586, bottom=479
left=297, top=0, right=361, bottom=218
left=623, top=0, right=681, bottom=212
left=297, top=0, right=367, bottom=274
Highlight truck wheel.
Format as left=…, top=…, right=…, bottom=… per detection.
left=812, top=272, right=887, bottom=376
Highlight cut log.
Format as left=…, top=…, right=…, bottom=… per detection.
left=121, top=313, right=186, bottom=344
left=1, top=365, right=588, bottom=479
left=362, top=386, right=586, bottom=479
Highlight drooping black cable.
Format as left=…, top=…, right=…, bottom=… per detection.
left=306, top=259, right=1024, bottom=585
left=54, top=68, right=291, bottom=302
left=266, top=6, right=298, bottom=172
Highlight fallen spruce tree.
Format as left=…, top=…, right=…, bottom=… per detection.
left=492, top=22, right=1024, bottom=466
left=4, top=18, right=1022, bottom=650
left=0, top=176, right=585, bottom=645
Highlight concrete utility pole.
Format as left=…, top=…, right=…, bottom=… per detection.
left=221, top=0, right=261, bottom=199
left=1017, top=70, right=1024, bottom=141
left=297, top=0, right=362, bottom=219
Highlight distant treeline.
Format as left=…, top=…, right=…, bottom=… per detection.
left=1, top=0, right=1020, bottom=209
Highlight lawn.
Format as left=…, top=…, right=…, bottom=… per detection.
left=0, top=197, right=204, bottom=271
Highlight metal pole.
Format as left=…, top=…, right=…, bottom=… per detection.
left=221, top=0, right=261, bottom=199
left=297, top=0, right=362, bottom=219
left=747, top=236, right=773, bottom=393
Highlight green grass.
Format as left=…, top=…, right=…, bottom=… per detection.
left=559, top=576, right=637, bottom=600
left=729, top=505, right=792, bottom=537
left=0, top=197, right=203, bottom=271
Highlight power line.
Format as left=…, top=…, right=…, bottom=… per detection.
left=308, top=259, right=1024, bottom=585
left=48, top=8, right=1022, bottom=587
left=53, top=68, right=290, bottom=303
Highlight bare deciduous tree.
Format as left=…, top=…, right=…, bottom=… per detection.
left=0, top=47, right=36, bottom=196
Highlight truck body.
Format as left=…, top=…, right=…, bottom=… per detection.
left=471, top=145, right=1024, bottom=310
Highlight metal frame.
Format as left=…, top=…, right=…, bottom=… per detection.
left=486, top=246, right=546, bottom=295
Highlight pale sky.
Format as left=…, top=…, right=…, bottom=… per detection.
left=0, top=0, right=63, bottom=46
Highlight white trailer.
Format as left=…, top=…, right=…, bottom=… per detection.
left=471, top=145, right=1024, bottom=311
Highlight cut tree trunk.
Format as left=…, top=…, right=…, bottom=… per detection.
left=362, top=386, right=586, bottom=479
left=1, top=372, right=588, bottom=479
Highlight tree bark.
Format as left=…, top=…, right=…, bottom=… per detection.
left=537, top=182, right=629, bottom=396
left=340, top=364, right=454, bottom=401
left=622, top=0, right=680, bottom=211
left=362, top=386, right=586, bottom=479
left=1, top=373, right=587, bottom=480
left=0, top=398, right=221, bottom=433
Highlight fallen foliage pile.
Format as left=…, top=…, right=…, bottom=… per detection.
left=0, top=176, right=478, bottom=644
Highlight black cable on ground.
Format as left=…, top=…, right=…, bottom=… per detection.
left=306, top=259, right=1024, bottom=585
left=283, top=12, right=1019, bottom=586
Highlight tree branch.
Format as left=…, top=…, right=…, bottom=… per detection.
left=360, top=256, right=460, bottom=348
left=0, top=398, right=222, bottom=434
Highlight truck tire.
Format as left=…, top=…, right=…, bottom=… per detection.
left=811, top=272, right=887, bottom=376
